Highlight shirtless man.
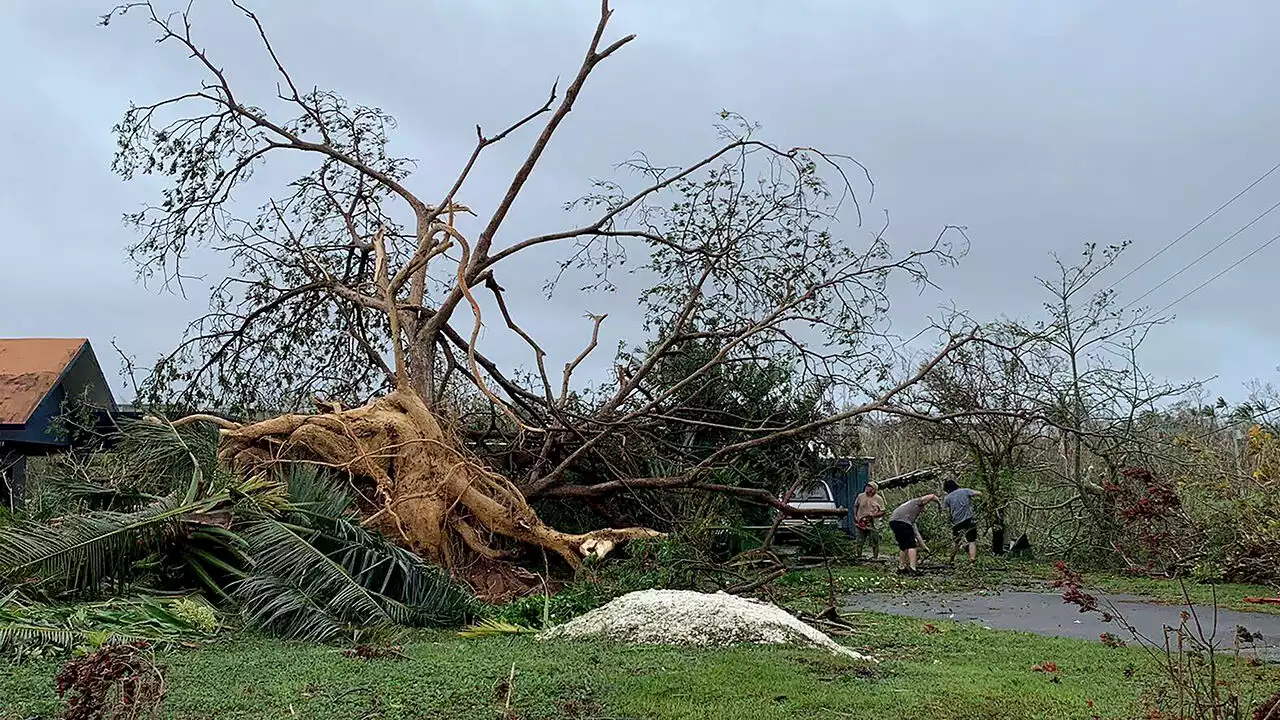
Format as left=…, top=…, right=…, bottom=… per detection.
left=852, top=482, right=886, bottom=560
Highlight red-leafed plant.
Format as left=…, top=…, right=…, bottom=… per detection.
left=1100, top=467, right=1198, bottom=577
left=1053, top=562, right=1270, bottom=720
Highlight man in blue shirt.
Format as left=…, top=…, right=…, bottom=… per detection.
left=942, top=479, right=983, bottom=564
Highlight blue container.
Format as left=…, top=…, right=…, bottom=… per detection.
left=819, top=457, right=873, bottom=534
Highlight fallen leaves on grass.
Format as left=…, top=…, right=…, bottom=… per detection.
left=1253, top=690, right=1280, bottom=720
left=1100, top=632, right=1127, bottom=648
left=340, top=645, right=407, bottom=661
left=557, top=697, right=605, bottom=718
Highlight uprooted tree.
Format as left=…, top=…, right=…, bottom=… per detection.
left=105, top=0, right=976, bottom=584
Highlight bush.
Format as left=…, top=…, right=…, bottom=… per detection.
left=483, top=532, right=777, bottom=629
left=1190, top=560, right=1223, bottom=585
left=792, top=523, right=854, bottom=559
left=486, top=583, right=605, bottom=629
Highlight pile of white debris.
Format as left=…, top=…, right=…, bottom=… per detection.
left=538, top=589, right=873, bottom=661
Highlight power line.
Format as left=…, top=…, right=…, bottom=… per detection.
left=1122, top=197, right=1280, bottom=312
left=1152, top=227, right=1280, bottom=316
left=1103, top=159, right=1280, bottom=294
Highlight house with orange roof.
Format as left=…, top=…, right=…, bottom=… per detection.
left=0, top=338, right=116, bottom=508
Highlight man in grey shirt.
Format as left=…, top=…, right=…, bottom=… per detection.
left=942, top=479, right=983, bottom=564
left=888, top=493, right=939, bottom=575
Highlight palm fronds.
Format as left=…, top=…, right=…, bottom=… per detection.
left=278, top=463, right=352, bottom=520
left=0, top=596, right=216, bottom=653
left=0, top=496, right=218, bottom=595
left=111, top=416, right=224, bottom=500
left=6, top=426, right=473, bottom=643
left=236, top=517, right=402, bottom=627
left=231, top=574, right=349, bottom=642
left=230, top=468, right=470, bottom=641
left=456, top=618, right=538, bottom=639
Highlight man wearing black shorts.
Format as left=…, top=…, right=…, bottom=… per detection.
left=888, top=493, right=939, bottom=575
left=942, top=479, right=983, bottom=564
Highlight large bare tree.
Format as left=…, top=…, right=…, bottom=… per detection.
left=105, top=0, right=975, bottom=582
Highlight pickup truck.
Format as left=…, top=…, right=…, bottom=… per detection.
left=778, top=479, right=848, bottom=534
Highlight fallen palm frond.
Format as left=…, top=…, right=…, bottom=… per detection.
left=230, top=574, right=348, bottom=643
left=231, top=466, right=470, bottom=642
left=0, top=496, right=223, bottom=595
left=111, top=415, right=225, bottom=500
left=457, top=618, right=538, bottom=639
left=3, top=420, right=472, bottom=644
left=0, top=596, right=217, bottom=654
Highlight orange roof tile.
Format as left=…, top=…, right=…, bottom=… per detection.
left=0, top=338, right=87, bottom=426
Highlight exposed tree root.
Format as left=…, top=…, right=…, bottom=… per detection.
left=215, top=390, right=662, bottom=589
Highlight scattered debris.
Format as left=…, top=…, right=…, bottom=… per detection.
left=55, top=641, right=166, bottom=720
left=796, top=606, right=858, bottom=637
left=340, top=645, right=407, bottom=661
left=1100, top=632, right=1127, bottom=648
left=557, top=697, right=606, bottom=718
left=1254, top=690, right=1280, bottom=720
left=493, top=662, right=516, bottom=719
left=538, top=589, right=874, bottom=661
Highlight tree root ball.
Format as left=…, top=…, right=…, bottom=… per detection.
left=215, top=390, right=661, bottom=588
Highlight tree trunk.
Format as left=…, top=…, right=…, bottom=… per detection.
left=407, top=330, right=438, bottom=408
left=991, top=512, right=1006, bottom=555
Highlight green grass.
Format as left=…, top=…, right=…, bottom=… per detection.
left=6, top=614, right=1242, bottom=720
left=775, top=559, right=1280, bottom=615
left=1086, top=575, right=1280, bottom=615
left=4, top=561, right=1275, bottom=719
left=770, top=559, right=1051, bottom=613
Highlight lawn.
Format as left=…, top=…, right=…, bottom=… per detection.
left=7, top=612, right=1277, bottom=720
left=5, top=560, right=1277, bottom=719
left=775, top=559, right=1280, bottom=615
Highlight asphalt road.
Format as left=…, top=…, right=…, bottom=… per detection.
left=844, top=588, right=1280, bottom=661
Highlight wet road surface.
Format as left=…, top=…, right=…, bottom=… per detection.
left=844, top=589, right=1280, bottom=661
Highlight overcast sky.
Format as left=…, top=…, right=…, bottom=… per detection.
left=2, top=0, right=1279, bottom=404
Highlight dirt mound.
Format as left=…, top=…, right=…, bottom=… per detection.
left=538, top=589, right=873, bottom=660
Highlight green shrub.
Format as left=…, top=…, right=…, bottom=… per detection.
left=169, top=597, right=219, bottom=632
left=792, top=523, right=854, bottom=559
left=1190, top=560, right=1223, bottom=585
left=486, top=583, right=605, bottom=629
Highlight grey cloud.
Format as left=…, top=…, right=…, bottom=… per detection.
left=2, top=0, right=1278, bottom=401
